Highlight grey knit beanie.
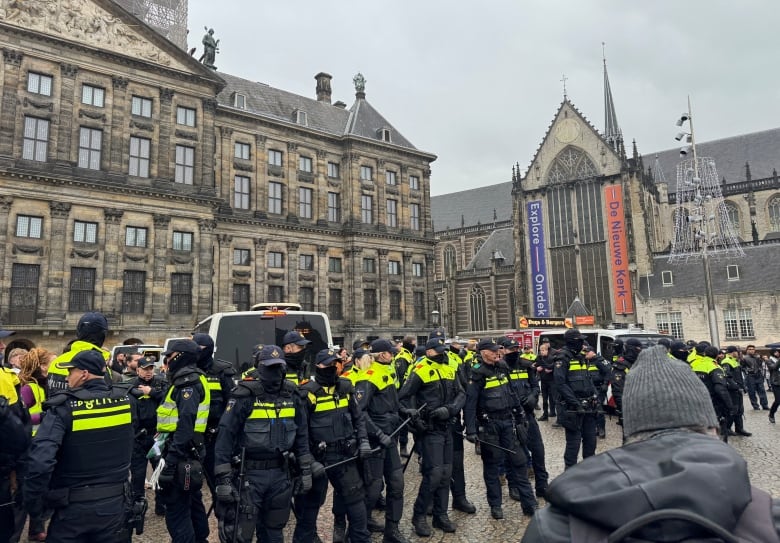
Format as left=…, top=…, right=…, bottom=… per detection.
left=623, top=345, right=718, bottom=437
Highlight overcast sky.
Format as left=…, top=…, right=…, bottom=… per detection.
left=187, top=1, right=778, bottom=196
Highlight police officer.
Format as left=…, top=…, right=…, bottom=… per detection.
left=392, top=337, right=416, bottom=458
left=465, top=338, right=537, bottom=520
left=669, top=340, right=690, bottom=363
left=47, top=312, right=110, bottom=396
left=215, top=345, right=312, bottom=543
left=554, top=329, right=599, bottom=469
left=722, top=346, right=751, bottom=437
left=282, top=331, right=311, bottom=384
left=583, top=345, right=610, bottom=439
left=156, top=339, right=211, bottom=543
left=23, top=350, right=133, bottom=543
left=293, top=348, right=371, bottom=543
left=504, top=338, right=549, bottom=499
left=610, top=337, right=642, bottom=426
left=192, top=333, right=236, bottom=502
left=691, top=345, right=735, bottom=442
left=1, top=354, right=30, bottom=543
left=354, top=339, right=410, bottom=543
left=127, top=357, right=168, bottom=516
left=399, top=337, right=465, bottom=537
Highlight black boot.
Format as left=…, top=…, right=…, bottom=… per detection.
left=412, top=515, right=431, bottom=537
left=367, top=516, right=385, bottom=533
left=451, top=496, right=476, bottom=514
left=432, top=515, right=456, bottom=533
left=383, top=520, right=411, bottom=543
left=333, top=515, right=347, bottom=543
left=538, top=414, right=549, bottom=421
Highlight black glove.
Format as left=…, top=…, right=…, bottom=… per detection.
left=359, top=440, right=373, bottom=459
left=430, top=406, right=450, bottom=421
left=575, top=403, right=587, bottom=414
left=215, top=477, right=236, bottom=503
left=522, top=394, right=538, bottom=412
left=400, top=406, right=420, bottom=419
left=376, top=432, right=394, bottom=449
left=310, top=461, right=326, bottom=478
left=464, top=433, right=477, bottom=444
left=158, top=461, right=177, bottom=486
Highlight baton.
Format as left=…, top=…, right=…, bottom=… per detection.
left=466, top=434, right=518, bottom=455
left=323, top=445, right=382, bottom=472
left=401, top=440, right=418, bottom=474
left=0, top=500, right=15, bottom=508
left=387, top=402, right=428, bottom=440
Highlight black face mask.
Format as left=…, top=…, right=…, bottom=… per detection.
left=505, top=351, right=520, bottom=366
left=285, top=350, right=306, bottom=370
left=566, top=339, right=584, bottom=353
left=315, top=365, right=338, bottom=386
left=258, top=364, right=285, bottom=394
left=430, top=353, right=447, bottom=364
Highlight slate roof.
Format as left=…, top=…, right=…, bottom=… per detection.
left=466, top=227, right=515, bottom=270
left=644, top=128, right=780, bottom=185
left=638, top=243, right=780, bottom=298
left=215, top=72, right=421, bottom=152
left=565, top=297, right=591, bottom=317
left=431, top=181, right=513, bottom=231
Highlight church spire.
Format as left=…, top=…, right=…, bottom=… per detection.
left=602, top=43, right=622, bottom=151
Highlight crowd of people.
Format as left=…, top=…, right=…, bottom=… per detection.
left=1, top=313, right=780, bottom=543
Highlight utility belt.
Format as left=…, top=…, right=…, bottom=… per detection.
left=47, top=481, right=126, bottom=508
left=481, top=410, right=514, bottom=421
left=244, top=457, right=284, bottom=470
left=316, top=438, right=357, bottom=458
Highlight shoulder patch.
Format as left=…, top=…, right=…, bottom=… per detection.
left=415, top=363, right=424, bottom=370
left=355, top=389, right=364, bottom=403
left=555, top=361, right=563, bottom=368
left=225, top=398, right=235, bottom=412
left=181, top=387, right=193, bottom=400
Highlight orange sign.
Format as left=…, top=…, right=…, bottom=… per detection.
left=605, top=185, right=634, bottom=314
left=575, top=315, right=595, bottom=326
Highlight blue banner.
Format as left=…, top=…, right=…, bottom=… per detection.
left=527, top=200, right=550, bottom=317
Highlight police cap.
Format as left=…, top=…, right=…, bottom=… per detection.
left=162, top=339, right=199, bottom=356
left=424, top=337, right=447, bottom=354
left=564, top=328, right=585, bottom=341
left=704, top=345, right=720, bottom=359
left=315, top=348, right=341, bottom=367
left=370, top=339, right=396, bottom=355
left=192, top=333, right=214, bottom=350
left=254, top=345, right=286, bottom=366
left=725, top=345, right=739, bottom=354
left=625, top=338, right=643, bottom=349
left=428, top=327, right=447, bottom=341
left=59, top=349, right=106, bottom=375
left=477, top=338, right=501, bottom=352
left=283, top=331, right=311, bottom=347
left=77, top=311, right=108, bottom=335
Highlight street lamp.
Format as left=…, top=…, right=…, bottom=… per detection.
left=431, top=309, right=440, bottom=327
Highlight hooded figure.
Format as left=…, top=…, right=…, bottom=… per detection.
left=523, top=346, right=780, bottom=542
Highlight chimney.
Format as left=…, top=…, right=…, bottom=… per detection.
left=333, top=101, right=347, bottom=109
left=315, top=72, right=332, bottom=104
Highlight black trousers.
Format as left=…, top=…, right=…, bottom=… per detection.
left=245, top=468, right=293, bottom=543
left=450, top=427, right=467, bottom=500
left=161, top=482, right=209, bottom=543
left=130, top=434, right=160, bottom=502
left=412, top=428, right=452, bottom=518
left=524, top=416, right=549, bottom=492
left=0, top=475, right=14, bottom=543
left=540, top=380, right=556, bottom=416
left=481, top=419, right=535, bottom=511
left=560, top=411, right=597, bottom=469
left=47, top=495, right=126, bottom=543
left=769, top=385, right=780, bottom=416
left=364, top=438, right=404, bottom=523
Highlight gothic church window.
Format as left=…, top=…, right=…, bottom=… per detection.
left=469, top=284, right=487, bottom=332
left=769, top=195, right=780, bottom=232
left=723, top=201, right=740, bottom=232
left=546, top=146, right=598, bottom=184
left=443, top=245, right=457, bottom=278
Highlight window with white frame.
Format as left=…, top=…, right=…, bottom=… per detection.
left=661, top=270, right=673, bottom=286
left=234, top=142, right=250, bottom=160
left=388, top=260, right=400, bottom=275
left=74, top=221, right=97, bottom=244
left=727, top=264, right=740, bottom=281
left=22, top=116, right=48, bottom=162
left=386, top=199, right=398, bottom=227
left=655, top=311, right=684, bottom=339
left=299, top=156, right=313, bottom=173
left=360, top=165, right=373, bottom=181
left=299, top=187, right=313, bottom=219
left=234, top=93, right=246, bottom=109
left=267, top=251, right=284, bottom=268
left=176, top=106, right=196, bottom=127
left=234, top=175, right=250, bottom=210
left=412, top=262, right=423, bottom=277
left=361, top=195, right=373, bottom=223
left=81, top=84, right=105, bottom=107
left=327, top=192, right=340, bottom=222
left=268, top=182, right=283, bottom=214
left=234, top=248, right=251, bottom=266
left=724, top=308, right=754, bottom=339
left=78, top=127, right=102, bottom=170
left=16, top=215, right=43, bottom=238
left=129, top=136, right=151, bottom=177
left=125, top=226, right=147, bottom=247
left=295, top=110, right=308, bottom=126
left=175, top=145, right=194, bottom=184
left=409, top=174, right=420, bottom=190
left=268, top=149, right=283, bottom=167
left=172, top=231, right=193, bottom=252
left=27, top=72, right=52, bottom=96
left=386, top=170, right=397, bottom=185
left=131, top=96, right=152, bottom=118
left=327, top=162, right=340, bottom=178
left=410, top=203, right=420, bottom=231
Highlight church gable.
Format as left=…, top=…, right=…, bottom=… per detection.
left=0, top=0, right=194, bottom=72
left=522, top=101, right=622, bottom=191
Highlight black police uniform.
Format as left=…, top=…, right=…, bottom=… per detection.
left=23, top=352, right=133, bottom=543
left=464, top=346, right=537, bottom=517
left=47, top=312, right=110, bottom=396
left=293, top=350, right=371, bottom=543
left=553, top=330, right=598, bottom=469
left=584, top=349, right=611, bottom=438
left=392, top=343, right=415, bottom=455
left=443, top=344, right=474, bottom=513
left=127, top=368, right=168, bottom=510
left=691, top=348, right=735, bottom=442
left=156, top=341, right=211, bottom=543
left=0, top=369, right=31, bottom=543
left=398, top=338, right=465, bottom=536
left=609, top=338, right=641, bottom=426
left=721, top=350, right=750, bottom=436
left=215, top=345, right=311, bottom=543
left=505, top=346, right=549, bottom=497
left=353, top=339, right=409, bottom=543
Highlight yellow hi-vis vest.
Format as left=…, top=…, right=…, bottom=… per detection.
left=156, top=374, right=211, bottom=433
left=28, top=381, right=46, bottom=435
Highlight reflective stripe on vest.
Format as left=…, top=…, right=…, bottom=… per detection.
left=312, top=394, right=349, bottom=412
left=72, top=401, right=132, bottom=431
left=248, top=402, right=296, bottom=419
left=484, top=374, right=509, bottom=389
left=509, top=369, right=529, bottom=381
left=569, top=361, right=588, bottom=371
left=156, top=374, right=211, bottom=433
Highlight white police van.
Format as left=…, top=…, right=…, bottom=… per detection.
left=538, top=327, right=668, bottom=361
left=192, top=304, right=333, bottom=373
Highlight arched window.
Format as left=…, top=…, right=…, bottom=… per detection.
left=473, top=238, right=485, bottom=257
left=546, top=146, right=598, bottom=184
left=469, top=284, right=488, bottom=332
left=770, top=195, right=780, bottom=232
left=443, top=245, right=457, bottom=278
left=723, top=201, right=740, bottom=231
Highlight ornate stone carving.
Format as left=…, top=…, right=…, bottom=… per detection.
left=198, top=219, right=217, bottom=232
left=378, top=248, right=389, bottom=257
left=268, top=272, right=285, bottom=280
left=317, top=245, right=329, bottom=256
left=71, top=247, right=98, bottom=259
left=78, top=109, right=106, bottom=122
left=175, top=129, right=198, bottom=140
left=255, top=134, right=266, bottom=148
left=378, top=159, right=386, bottom=169
left=385, top=185, right=399, bottom=195
left=23, top=97, right=53, bottom=111
left=2, top=0, right=173, bottom=66
left=49, top=201, right=71, bottom=218
left=12, top=243, right=43, bottom=255
left=170, top=253, right=194, bottom=265
left=219, top=126, right=233, bottom=138
left=287, top=242, right=299, bottom=250
left=286, top=142, right=298, bottom=152
left=153, top=214, right=170, bottom=228
left=59, top=63, right=79, bottom=78
left=254, top=238, right=267, bottom=250
left=104, top=208, right=124, bottom=223
left=202, top=98, right=218, bottom=114
left=0, top=195, right=13, bottom=211
left=327, top=179, right=342, bottom=188
left=423, top=168, right=432, bottom=178
left=112, top=76, right=129, bottom=90
left=233, top=160, right=254, bottom=172
left=361, top=182, right=375, bottom=193
left=123, top=252, right=148, bottom=262
left=217, top=234, right=232, bottom=244
left=233, top=269, right=251, bottom=278
left=316, top=149, right=328, bottom=159
left=129, top=119, right=153, bottom=132
left=3, top=49, right=22, bottom=66
left=160, top=88, right=174, bottom=104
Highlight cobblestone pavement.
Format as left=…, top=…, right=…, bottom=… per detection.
left=127, top=394, right=778, bottom=542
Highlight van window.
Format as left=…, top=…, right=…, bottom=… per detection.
left=210, top=313, right=330, bottom=372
